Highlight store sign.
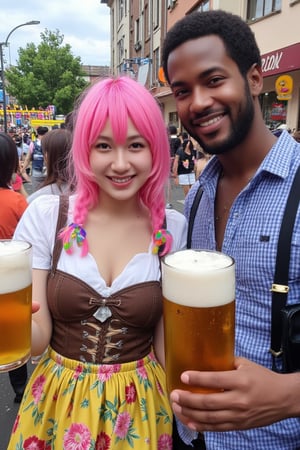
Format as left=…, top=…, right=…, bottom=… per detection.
left=261, top=43, right=300, bottom=77
left=275, top=75, right=293, bottom=100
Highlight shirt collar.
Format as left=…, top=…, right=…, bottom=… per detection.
left=200, top=130, right=298, bottom=186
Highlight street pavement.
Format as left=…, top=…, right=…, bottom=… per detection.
left=0, top=178, right=185, bottom=449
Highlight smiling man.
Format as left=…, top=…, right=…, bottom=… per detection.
left=163, top=10, right=300, bottom=450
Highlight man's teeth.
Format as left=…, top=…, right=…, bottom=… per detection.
left=111, top=177, right=132, bottom=183
left=200, top=116, right=223, bottom=127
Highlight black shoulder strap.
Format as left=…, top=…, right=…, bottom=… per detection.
left=270, top=165, right=300, bottom=363
left=187, top=184, right=203, bottom=249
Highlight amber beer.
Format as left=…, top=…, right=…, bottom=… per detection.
left=162, top=249, right=235, bottom=393
left=0, top=240, right=32, bottom=372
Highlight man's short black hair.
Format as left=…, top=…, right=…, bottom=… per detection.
left=36, top=126, right=49, bottom=136
left=162, top=10, right=261, bottom=83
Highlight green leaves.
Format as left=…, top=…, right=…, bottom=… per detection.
left=5, top=29, right=88, bottom=114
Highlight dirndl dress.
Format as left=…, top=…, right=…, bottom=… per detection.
left=8, top=347, right=172, bottom=449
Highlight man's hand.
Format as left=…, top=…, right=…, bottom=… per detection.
left=170, top=357, right=300, bottom=432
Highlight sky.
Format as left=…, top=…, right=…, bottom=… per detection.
left=0, top=0, right=111, bottom=68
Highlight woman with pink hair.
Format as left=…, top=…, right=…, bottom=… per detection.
left=9, top=76, right=187, bottom=449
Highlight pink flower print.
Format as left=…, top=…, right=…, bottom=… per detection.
left=12, top=414, right=20, bottom=433
left=113, top=363, right=121, bottom=373
left=114, top=411, right=131, bottom=439
left=55, top=354, right=63, bottom=366
left=97, top=365, right=115, bottom=382
left=137, top=359, right=144, bottom=368
left=149, top=351, right=155, bottom=361
left=157, top=434, right=172, bottom=450
left=63, top=423, right=92, bottom=450
left=23, top=435, right=50, bottom=449
left=95, top=431, right=111, bottom=450
left=74, top=364, right=83, bottom=380
left=31, top=375, right=46, bottom=404
left=125, top=382, right=137, bottom=404
left=137, top=363, right=147, bottom=380
left=156, top=380, right=164, bottom=395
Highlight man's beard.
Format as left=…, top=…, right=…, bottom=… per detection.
left=186, top=83, right=255, bottom=156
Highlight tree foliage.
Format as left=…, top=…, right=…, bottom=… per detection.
left=5, top=29, right=88, bottom=114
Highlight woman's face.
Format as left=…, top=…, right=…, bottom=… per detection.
left=89, top=118, right=152, bottom=203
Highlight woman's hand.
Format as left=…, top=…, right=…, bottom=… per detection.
left=32, top=301, right=40, bottom=314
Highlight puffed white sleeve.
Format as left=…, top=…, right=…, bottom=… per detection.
left=13, top=195, right=60, bottom=270
left=165, top=209, right=188, bottom=251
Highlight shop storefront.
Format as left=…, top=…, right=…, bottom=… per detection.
left=260, top=43, right=300, bottom=132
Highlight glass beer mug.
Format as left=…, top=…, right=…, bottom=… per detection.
left=162, top=249, right=235, bottom=393
left=0, top=240, right=32, bottom=372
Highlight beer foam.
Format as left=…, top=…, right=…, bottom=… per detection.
left=162, top=250, right=235, bottom=307
left=0, top=241, right=32, bottom=294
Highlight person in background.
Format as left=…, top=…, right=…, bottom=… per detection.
left=10, top=135, right=29, bottom=198
left=27, top=128, right=73, bottom=203
left=22, top=126, right=49, bottom=192
left=0, top=132, right=28, bottom=403
left=8, top=76, right=187, bottom=449
left=166, top=124, right=182, bottom=209
left=293, top=130, right=300, bottom=143
left=163, top=9, right=300, bottom=450
left=172, top=137, right=197, bottom=197
left=11, top=166, right=28, bottom=199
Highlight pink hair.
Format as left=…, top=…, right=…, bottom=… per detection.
left=61, top=76, right=172, bottom=256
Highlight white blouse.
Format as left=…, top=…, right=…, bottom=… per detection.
left=14, top=195, right=187, bottom=298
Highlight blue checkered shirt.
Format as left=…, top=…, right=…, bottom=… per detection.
left=177, top=131, right=300, bottom=449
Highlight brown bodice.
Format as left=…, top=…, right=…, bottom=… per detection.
left=47, top=272, right=162, bottom=363
left=46, top=196, right=163, bottom=364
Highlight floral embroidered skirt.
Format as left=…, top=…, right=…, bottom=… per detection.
left=8, top=347, right=173, bottom=450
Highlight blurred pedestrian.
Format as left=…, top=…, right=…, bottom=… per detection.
left=22, top=126, right=48, bottom=192
left=172, top=138, right=197, bottom=197
left=27, top=128, right=73, bottom=203
left=293, top=130, right=300, bottom=143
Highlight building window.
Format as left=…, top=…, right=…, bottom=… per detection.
left=259, top=91, right=287, bottom=129
left=118, top=0, right=124, bottom=23
left=247, top=0, right=281, bottom=21
left=153, top=0, right=160, bottom=28
left=135, top=18, right=140, bottom=43
left=153, top=47, right=160, bottom=83
left=144, top=3, right=149, bottom=39
left=118, top=37, right=125, bottom=67
left=195, top=0, right=210, bottom=12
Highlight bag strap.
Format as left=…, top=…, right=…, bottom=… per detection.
left=270, top=165, right=300, bottom=368
left=187, top=184, right=203, bottom=249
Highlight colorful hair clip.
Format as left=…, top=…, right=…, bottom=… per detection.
left=152, top=229, right=171, bottom=255
left=61, top=223, right=88, bottom=256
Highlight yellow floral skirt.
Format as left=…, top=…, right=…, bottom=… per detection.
left=8, top=347, right=173, bottom=449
